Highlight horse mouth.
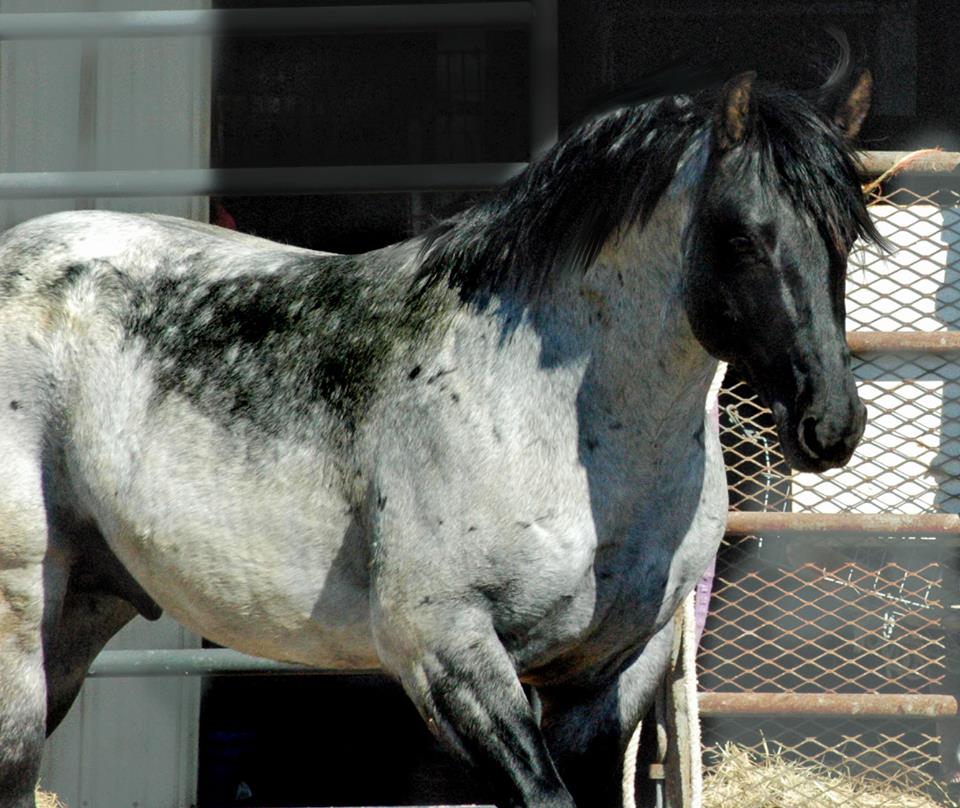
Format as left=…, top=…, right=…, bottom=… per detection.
left=770, top=400, right=864, bottom=473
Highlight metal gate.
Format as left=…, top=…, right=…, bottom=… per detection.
left=698, top=152, right=960, bottom=808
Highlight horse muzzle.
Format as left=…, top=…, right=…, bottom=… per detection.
left=775, top=392, right=867, bottom=473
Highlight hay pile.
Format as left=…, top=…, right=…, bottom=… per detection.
left=703, top=743, right=946, bottom=808
left=36, top=787, right=66, bottom=808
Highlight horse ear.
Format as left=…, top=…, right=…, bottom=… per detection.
left=715, top=71, right=756, bottom=151
left=832, top=68, right=872, bottom=140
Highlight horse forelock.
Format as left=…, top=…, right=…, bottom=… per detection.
left=745, top=82, right=881, bottom=257
left=415, top=74, right=880, bottom=306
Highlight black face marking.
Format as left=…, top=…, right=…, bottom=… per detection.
left=124, top=254, right=447, bottom=435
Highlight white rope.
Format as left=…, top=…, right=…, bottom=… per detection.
left=707, top=361, right=728, bottom=412
left=683, top=592, right=704, bottom=808
left=622, top=716, right=642, bottom=808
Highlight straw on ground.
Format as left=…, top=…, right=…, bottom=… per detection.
left=703, top=742, right=946, bottom=808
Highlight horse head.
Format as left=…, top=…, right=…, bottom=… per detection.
left=683, top=70, right=877, bottom=472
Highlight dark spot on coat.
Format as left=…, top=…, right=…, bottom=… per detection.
left=377, top=491, right=387, bottom=511
left=450, top=393, right=460, bottom=403
left=426, top=367, right=455, bottom=384
left=9, top=400, right=20, bottom=411
left=42, top=262, right=93, bottom=298
left=408, top=365, right=422, bottom=380
left=124, top=254, right=447, bottom=435
left=467, top=526, right=477, bottom=532
left=585, top=437, right=599, bottom=452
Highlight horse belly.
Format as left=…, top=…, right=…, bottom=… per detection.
left=63, top=362, right=379, bottom=669
left=102, top=479, right=378, bottom=669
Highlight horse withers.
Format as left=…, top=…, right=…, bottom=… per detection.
left=0, top=70, right=877, bottom=808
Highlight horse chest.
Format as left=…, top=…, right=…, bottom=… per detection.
left=520, top=430, right=727, bottom=685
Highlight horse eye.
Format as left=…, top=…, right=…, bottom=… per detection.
left=728, top=235, right=754, bottom=253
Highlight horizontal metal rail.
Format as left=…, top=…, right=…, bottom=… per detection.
left=860, top=149, right=960, bottom=177
left=88, top=648, right=381, bottom=678
left=0, top=152, right=950, bottom=201
left=0, top=4, right=533, bottom=40
left=699, top=692, right=959, bottom=719
left=0, top=163, right=527, bottom=199
left=849, top=330, right=960, bottom=353
left=725, top=511, right=960, bottom=537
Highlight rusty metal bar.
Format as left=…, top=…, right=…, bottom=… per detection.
left=859, top=149, right=960, bottom=177
left=699, top=692, right=959, bottom=719
left=848, top=330, right=960, bottom=353
left=725, top=511, right=960, bottom=536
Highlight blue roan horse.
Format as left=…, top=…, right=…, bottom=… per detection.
left=0, top=71, right=877, bottom=808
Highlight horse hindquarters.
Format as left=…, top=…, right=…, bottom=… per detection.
left=0, top=451, right=49, bottom=808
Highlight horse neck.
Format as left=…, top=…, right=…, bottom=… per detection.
left=534, top=192, right=719, bottom=445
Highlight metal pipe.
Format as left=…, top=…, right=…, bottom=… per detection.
left=0, top=163, right=527, bottom=199
left=0, top=5, right=533, bottom=40
left=529, top=0, right=558, bottom=158
left=848, top=330, right=960, bottom=353
left=699, top=692, right=959, bottom=719
left=88, top=648, right=381, bottom=678
left=725, top=511, right=960, bottom=537
left=8, top=155, right=957, bottom=202
left=859, top=149, right=960, bottom=178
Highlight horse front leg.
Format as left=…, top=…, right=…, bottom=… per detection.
left=372, top=596, right=575, bottom=808
left=539, top=620, right=677, bottom=808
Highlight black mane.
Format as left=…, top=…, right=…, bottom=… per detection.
left=416, top=75, right=879, bottom=302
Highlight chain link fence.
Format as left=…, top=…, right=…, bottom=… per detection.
left=697, top=165, right=960, bottom=808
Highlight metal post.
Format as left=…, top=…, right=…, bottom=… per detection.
left=529, top=0, right=558, bottom=158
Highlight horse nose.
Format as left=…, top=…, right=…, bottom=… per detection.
left=797, top=398, right=866, bottom=466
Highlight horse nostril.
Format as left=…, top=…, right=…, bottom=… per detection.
left=800, top=416, right=824, bottom=457
left=799, top=411, right=862, bottom=463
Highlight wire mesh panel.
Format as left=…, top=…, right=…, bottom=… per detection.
left=698, top=180, right=960, bottom=807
